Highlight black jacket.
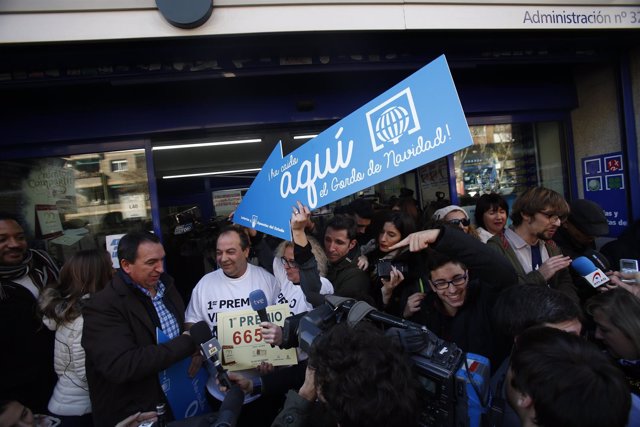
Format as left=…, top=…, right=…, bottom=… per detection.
left=409, top=228, right=516, bottom=369
left=326, top=257, right=373, bottom=304
left=82, top=271, right=195, bottom=427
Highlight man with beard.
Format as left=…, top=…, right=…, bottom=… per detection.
left=0, top=213, right=58, bottom=413
left=322, top=215, right=372, bottom=304
left=487, top=187, right=578, bottom=303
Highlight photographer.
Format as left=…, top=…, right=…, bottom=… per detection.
left=392, top=226, right=517, bottom=369
left=355, top=211, right=421, bottom=315
left=270, top=321, right=421, bottom=427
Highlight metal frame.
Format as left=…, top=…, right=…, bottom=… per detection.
left=449, top=111, right=575, bottom=205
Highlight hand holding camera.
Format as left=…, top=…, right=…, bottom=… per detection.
left=377, top=261, right=406, bottom=305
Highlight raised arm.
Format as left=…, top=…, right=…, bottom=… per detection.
left=391, top=227, right=517, bottom=289
left=291, top=202, right=323, bottom=306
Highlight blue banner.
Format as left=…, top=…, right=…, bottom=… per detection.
left=157, top=329, right=211, bottom=420
left=234, top=55, right=473, bottom=239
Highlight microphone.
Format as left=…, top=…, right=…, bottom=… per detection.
left=250, top=289, right=274, bottom=347
left=571, top=256, right=609, bottom=288
left=213, top=384, right=245, bottom=427
left=249, top=289, right=270, bottom=323
left=190, top=321, right=232, bottom=389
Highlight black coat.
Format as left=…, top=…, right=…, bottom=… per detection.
left=82, top=272, right=195, bottom=427
left=409, top=227, right=517, bottom=369
left=0, top=281, right=56, bottom=413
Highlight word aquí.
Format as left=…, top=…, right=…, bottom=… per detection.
left=280, top=126, right=353, bottom=208
left=384, top=125, right=450, bottom=168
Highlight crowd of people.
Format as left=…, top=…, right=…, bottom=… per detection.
left=1, top=184, right=640, bottom=427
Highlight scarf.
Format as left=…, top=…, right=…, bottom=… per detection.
left=0, top=249, right=60, bottom=299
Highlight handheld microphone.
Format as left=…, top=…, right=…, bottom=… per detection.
left=190, top=321, right=232, bottom=389
left=249, top=289, right=269, bottom=323
left=213, top=384, right=245, bottom=427
left=571, top=256, right=609, bottom=288
left=250, top=289, right=274, bottom=347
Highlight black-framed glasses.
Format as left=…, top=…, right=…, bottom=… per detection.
left=538, top=211, right=567, bottom=224
left=280, top=257, right=299, bottom=269
left=430, top=273, right=468, bottom=290
left=448, top=218, right=470, bottom=227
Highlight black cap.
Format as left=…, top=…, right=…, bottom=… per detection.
left=569, top=199, right=609, bottom=236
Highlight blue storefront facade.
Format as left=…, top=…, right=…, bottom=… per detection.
left=1, top=1, right=638, bottom=288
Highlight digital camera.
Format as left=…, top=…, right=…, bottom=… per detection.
left=376, top=260, right=409, bottom=279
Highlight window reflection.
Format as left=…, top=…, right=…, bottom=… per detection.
left=0, top=150, right=151, bottom=264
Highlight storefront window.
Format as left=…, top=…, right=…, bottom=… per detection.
left=453, top=122, right=566, bottom=210
left=0, top=149, right=152, bottom=265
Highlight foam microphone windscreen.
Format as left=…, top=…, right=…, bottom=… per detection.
left=571, top=256, right=597, bottom=276
left=249, top=289, right=268, bottom=312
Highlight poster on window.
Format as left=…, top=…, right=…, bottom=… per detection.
left=35, top=205, right=64, bottom=239
left=582, top=152, right=628, bottom=237
left=120, top=194, right=147, bottom=219
left=212, top=189, right=243, bottom=218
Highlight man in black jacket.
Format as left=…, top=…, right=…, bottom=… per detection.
left=322, top=215, right=371, bottom=303
left=393, top=226, right=517, bottom=369
left=0, top=213, right=58, bottom=414
left=82, top=231, right=196, bottom=427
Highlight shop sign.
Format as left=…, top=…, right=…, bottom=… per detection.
left=234, top=54, right=473, bottom=239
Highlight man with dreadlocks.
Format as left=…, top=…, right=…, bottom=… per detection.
left=0, top=213, right=59, bottom=414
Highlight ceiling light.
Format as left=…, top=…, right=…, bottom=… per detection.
left=153, top=138, right=261, bottom=151
left=163, top=168, right=261, bottom=179
left=293, top=134, right=318, bottom=140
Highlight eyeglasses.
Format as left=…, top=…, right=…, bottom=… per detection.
left=538, top=211, right=567, bottom=224
left=448, top=218, right=470, bottom=227
left=280, top=257, right=299, bottom=269
left=430, top=273, right=468, bottom=290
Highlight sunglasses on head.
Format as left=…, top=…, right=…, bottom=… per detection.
left=448, top=218, right=470, bottom=227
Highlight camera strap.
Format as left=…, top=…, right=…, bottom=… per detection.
left=346, top=301, right=376, bottom=328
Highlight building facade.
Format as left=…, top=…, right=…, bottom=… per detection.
left=1, top=1, right=638, bottom=288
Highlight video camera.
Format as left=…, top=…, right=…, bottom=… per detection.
left=281, top=295, right=490, bottom=427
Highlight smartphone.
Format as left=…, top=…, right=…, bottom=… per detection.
left=620, top=259, right=639, bottom=274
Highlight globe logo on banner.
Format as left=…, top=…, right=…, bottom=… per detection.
left=375, top=106, right=409, bottom=145
left=367, top=88, right=421, bottom=152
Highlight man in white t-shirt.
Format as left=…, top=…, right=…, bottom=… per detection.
left=185, top=225, right=280, bottom=424
left=185, top=226, right=279, bottom=333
